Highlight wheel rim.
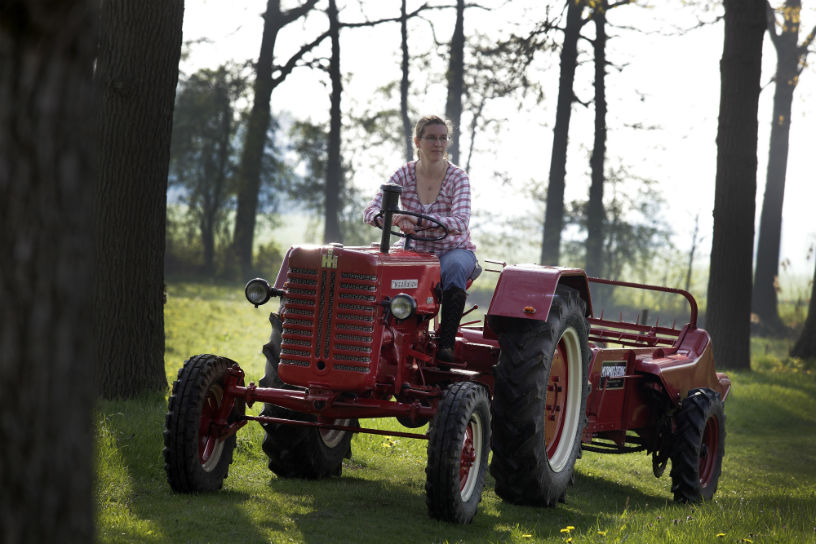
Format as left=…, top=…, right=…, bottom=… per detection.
left=319, top=418, right=353, bottom=448
left=459, top=412, right=483, bottom=501
left=699, top=413, right=720, bottom=486
left=199, top=384, right=225, bottom=472
left=545, top=326, right=583, bottom=472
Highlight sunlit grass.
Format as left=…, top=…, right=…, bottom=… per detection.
left=96, top=281, right=816, bottom=543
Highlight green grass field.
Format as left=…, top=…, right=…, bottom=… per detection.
left=96, top=282, right=816, bottom=543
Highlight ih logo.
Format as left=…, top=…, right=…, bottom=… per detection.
left=321, top=248, right=338, bottom=269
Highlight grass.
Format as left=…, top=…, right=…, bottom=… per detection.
left=96, top=281, right=816, bottom=543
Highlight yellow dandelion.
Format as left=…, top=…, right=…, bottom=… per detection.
left=716, top=534, right=726, bottom=538
left=597, top=530, right=607, bottom=536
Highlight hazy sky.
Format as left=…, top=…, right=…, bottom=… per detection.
left=181, top=0, right=816, bottom=289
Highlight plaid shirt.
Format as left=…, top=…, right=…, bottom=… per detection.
left=363, top=161, right=476, bottom=254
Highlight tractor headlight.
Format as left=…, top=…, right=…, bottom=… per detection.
left=245, top=278, right=272, bottom=307
left=389, top=294, right=416, bottom=320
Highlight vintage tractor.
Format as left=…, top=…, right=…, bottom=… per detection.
left=163, top=184, right=730, bottom=524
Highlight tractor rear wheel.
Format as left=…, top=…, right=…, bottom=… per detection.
left=163, top=354, right=244, bottom=492
left=259, top=312, right=354, bottom=478
left=425, top=381, right=491, bottom=523
left=670, top=388, right=726, bottom=503
left=489, top=286, right=590, bottom=506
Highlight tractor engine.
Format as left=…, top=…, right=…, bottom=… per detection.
left=272, top=243, right=441, bottom=393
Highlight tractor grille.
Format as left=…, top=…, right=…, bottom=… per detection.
left=280, top=262, right=378, bottom=375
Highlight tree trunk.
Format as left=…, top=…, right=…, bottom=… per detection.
left=445, top=0, right=466, bottom=166
left=685, top=214, right=700, bottom=292
left=202, top=76, right=232, bottom=277
left=790, top=254, right=816, bottom=358
left=233, top=0, right=319, bottom=278
left=233, top=0, right=282, bottom=279
left=705, top=0, right=766, bottom=371
left=541, top=0, right=584, bottom=265
left=752, top=0, right=802, bottom=334
left=400, top=0, right=414, bottom=162
left=586, top=2, right=607, bottom=278
left=0, top=2, right=97, bottom=541
left=324, top=0, right=343, bottom=243
left=96, top=0, right=184, bottom=398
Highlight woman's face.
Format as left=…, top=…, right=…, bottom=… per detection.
left=416, top=123, right=449, bottom=161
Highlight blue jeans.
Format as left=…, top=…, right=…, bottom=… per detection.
left=439, top=249, right=478, bottom=291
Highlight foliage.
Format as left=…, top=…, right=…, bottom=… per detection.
left=168, top=64, right=249, bottom=275
left=96, top=282, right=816, bottom=543
left=562, top=167, right=675, bottom=301
left=168, top=64, right=293, bottom=277
left=287, top=119, right=369, bottom=244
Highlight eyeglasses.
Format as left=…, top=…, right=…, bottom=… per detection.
left=421, top=135, right=450, bottom=144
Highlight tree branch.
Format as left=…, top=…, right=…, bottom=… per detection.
left=766, top=0, right=781, bottom=46
left=799, top=23, right=816, bottom=55
left=271, top=29, right=330, bottom=88
left=281, top=0, right=320, bottom=26
left=340, top=3, right=446, bottom=29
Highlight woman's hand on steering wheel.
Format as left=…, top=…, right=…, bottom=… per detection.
left=393, top=213, right=417, bottom=234
left=372, top=209, right=448, bottom=242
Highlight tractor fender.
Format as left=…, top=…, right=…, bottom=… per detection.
left=485, top=264, right=592, bottom=324
left=635, top=328, right=732, bottom=404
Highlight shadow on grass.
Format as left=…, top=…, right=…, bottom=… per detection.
left=98, top=394, right=269, bottom=544
left=265, top=461, right=671, bottom=544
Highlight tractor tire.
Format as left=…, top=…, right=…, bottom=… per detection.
left=670, top=388, right=726, bottom=503
left=425, top=381, right=491, bottom=524
left=259, top=311, right=354, bottom=479
left=489, top=285, right=591, bottom=506
left=163, top=354, right=244, bottom=492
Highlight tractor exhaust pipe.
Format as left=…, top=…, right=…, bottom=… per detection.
left=379, top=183, right=402, bottom=254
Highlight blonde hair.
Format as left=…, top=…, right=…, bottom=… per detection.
left=413, top=115, right=452, bottom=159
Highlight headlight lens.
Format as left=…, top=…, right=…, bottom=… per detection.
left=390, top=294, right=416, bottom=320
left=245, top=278, right=272, bottom=307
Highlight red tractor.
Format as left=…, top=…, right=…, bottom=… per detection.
left=163, top=184, right=730, bottom=524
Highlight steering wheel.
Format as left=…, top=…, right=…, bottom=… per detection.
left=373, top=209, right=448, bottom=242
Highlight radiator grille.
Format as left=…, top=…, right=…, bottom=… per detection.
left=280, top=257, right=378, bottom=374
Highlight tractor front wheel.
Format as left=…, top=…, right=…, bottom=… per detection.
left=425, top=381, right=491, bottom=524
left=670, top=388, right=726, bottom=503
left=489, top=285, right=591, bottom=506
left=163, top=354, right=244, bottom=492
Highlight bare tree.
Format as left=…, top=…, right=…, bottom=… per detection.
left=705, top=0, right=766, bottom=370
left=541, top=0, right=586, bottom=265
left=685, top=214, right=702, bottom=292
left=324, top=0, right=344, bottom=243
left=95, top=0, right=185, bottom=397
left=233, top=0, right=322, bottom=278
left=751, top=0, right=816, bottom=333
left=586, top=0, right=608, bottom=277
left=400, top=0, right=414, bottom=162
left=446, top=0, right=466, bottom=165
left=0, top=1, right=97, bottom=540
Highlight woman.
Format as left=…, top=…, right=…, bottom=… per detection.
left=363, top=115, right=477, bottom=362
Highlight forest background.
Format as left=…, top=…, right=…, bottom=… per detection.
left=173, top=0, right=815, bottom=294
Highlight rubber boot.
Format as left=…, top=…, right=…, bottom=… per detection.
left=437, top=287, right=467, bottom=363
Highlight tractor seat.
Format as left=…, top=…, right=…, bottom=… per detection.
left=465, top=263, right=482, bottom=290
